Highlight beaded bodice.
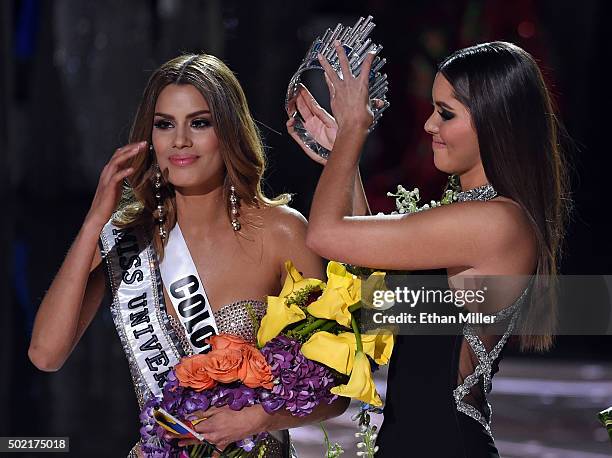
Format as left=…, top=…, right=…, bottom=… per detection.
left=166, top=300, right=267, bottom=357
left=115, top=293, right=268, bottom=409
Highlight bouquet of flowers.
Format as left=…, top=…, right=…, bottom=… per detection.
left=139, top=331, right=338, bottom=457
left=256, top=261, right=394, bottom=457
left=139, top=261, right=394, bottom=457
left=257, top=261, right=393, bottom=407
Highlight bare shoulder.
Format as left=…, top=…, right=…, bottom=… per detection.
left=258, top=204, right=323, bottom=279
left=261, top=204, right=308, bottom=240
left=487, top=198, right=534, bottom=240
left=431, top=198, right=536, bottom=271
left=457, top=197, right=536, bottom=253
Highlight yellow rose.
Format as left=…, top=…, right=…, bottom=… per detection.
left=330, top=352, right=382, bottom=406
left=257, top=295, right=306, bottom=347
left=307, top=262, right=361, bottom=327
left=279, top=260, right=324, bottom=299
left=300, top=332, right=356, bottom=375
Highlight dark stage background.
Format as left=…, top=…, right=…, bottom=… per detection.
left=1, top=0, right=611, bottom=456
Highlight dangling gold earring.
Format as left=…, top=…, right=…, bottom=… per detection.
left=229, top=185, right=241, bottom=231
left=151, top=144, right=167, bottom=240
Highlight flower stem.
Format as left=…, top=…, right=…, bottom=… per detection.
left=348, top=301, right=362, bottom=313
left=297, top=318, right=329, bottom=336
left=319, top=321, right=337, bottom=332
left=290, top=320, right=310, bottom=333
left=320, top=421, right=331, bottom=450
left=351, top=314, right=363, bottom=353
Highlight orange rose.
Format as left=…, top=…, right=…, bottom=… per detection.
left=175, top=355, right=216, bottom=392
left=201, top=348, right=243, bottom=384
left=238, top=346, right=275, bottom=389
left=208, top=333, right=249, bottom=352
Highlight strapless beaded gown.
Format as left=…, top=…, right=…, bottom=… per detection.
left=119, top=299, right=296, bottom=457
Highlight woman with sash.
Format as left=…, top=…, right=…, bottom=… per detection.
left=288, top=41, right=570, bottom=457
left=29, top=54, right=362, bottom=457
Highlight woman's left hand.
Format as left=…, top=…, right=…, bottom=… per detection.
left=318, top=41, right=376, bottom=133
left=174, top=405, right=269, bottom=454
left=286, top=83, right=337, bottom=165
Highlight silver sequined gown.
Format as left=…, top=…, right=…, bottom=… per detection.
left=117, top=292, right=296, bottom=457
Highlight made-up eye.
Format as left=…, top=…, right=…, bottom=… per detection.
left=191, top=118, right=211, bottom=128
left=438, top=109, right=455, bottom=121
left=153, top=119, right=173, bottom=129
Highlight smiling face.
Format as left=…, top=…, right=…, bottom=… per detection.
left=423, top=73, right=482, bottom=176
left=152, top=83, right=225, bottom=193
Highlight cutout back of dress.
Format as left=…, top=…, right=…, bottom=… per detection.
left=377, top=183, right=531, bottom=458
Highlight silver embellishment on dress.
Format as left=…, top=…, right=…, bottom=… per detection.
left=213, top=300, right=267, bottom=344
left=102, top=225, right=292, bottom=457
left=453, top=288, right=529, bottom=436
left=166, top=313, right=194, bottom=356
left=451, top=182, right=529, bottom=439
left=163, top=300, right=267, bottom=350
left=456, top=183, right=497, bottom=202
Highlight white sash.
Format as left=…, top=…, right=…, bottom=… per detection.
left=100, top=222, right=181, bottom=398
left=158, top=224, right=218, bottom=355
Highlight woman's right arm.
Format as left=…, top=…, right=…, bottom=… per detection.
left=28, top=142, right=145, bottom=371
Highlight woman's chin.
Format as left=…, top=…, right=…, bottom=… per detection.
left=433, top=154, right=454, bottom=174
left=169, top=177, right=222, bottom=195
left=167, top=169, right=223, bottom=190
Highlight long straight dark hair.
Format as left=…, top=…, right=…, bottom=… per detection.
left=439, top=41, right=571, bottom=351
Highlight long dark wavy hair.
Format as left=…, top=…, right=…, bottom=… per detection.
left=439, top=41, right=572, bottom=351
left=114, top=54, right=290, bottom=258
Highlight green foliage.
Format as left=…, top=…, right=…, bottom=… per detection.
left=320, top=421, right=344, bottom=457
left=286, top=284, right=321, bottom=308
left=386, top=174, right=460, bottom=215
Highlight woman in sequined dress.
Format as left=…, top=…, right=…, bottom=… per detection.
left=28, top=54, right=358, bottom=457
left=288, top=41, right=570, bottom=457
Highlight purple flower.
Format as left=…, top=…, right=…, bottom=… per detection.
left=237, top=437, right=256, bottom=452
left=139, top=336, right=339, bottom=455
left=258, top=389, right=286, bottom=414
left=227, top=386, right=256, bottom=410
left=259, top=336, right=338, bottom=416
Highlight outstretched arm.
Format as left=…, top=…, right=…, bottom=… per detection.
left=305, top=42, right=531, bottom=272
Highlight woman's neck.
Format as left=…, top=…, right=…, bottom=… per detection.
left=459, top=163, right=488, bottom=191
left=174, top=184, right=229, bottom=235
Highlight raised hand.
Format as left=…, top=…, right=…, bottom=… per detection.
left=286, top=83, right=338, bottom=165
left=85, top=141, right=145, bottom=229
left=317, top=40, right=376, bottom=133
